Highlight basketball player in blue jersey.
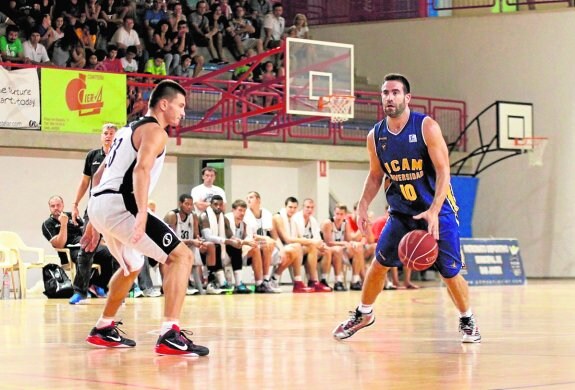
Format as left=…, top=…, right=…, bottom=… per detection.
left=333, top=73, right=481, bottom=343
left=80, top=80, right=209, bottom=356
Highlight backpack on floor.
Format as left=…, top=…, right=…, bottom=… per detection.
left=42, top=263, right=74, bottom=298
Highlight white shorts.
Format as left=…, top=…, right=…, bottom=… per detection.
left=88, top=193, right=180, bottom=275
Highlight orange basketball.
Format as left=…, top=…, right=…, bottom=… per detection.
left=398, top=230, right=438, bottom=271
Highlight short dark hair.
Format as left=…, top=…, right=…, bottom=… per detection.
left=334, top=203, right=348, bottom=213
left=107, top=44, right=118, bottom=52
left=6, top=25, right=19, bottom=35
left=273, top=3, right=283, bottom=9
left=149, top=79, right=186, bottom=108
left=179, top=193, right=192, bottom=203
left=383, top=73, right=410, bottom=94
left=211, top=195, right=224, bottom=203
left=285, top=196, right=298, bottom=206
left=232, top=199, right=247, bottom=209
left=201, top=166, right=216, bottom=176
left=126, top=45, right=137, bottom=54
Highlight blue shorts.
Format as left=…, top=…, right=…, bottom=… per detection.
left=375, top=212, right=462, bottom=279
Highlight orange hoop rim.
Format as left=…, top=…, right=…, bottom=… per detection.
left=513, top=136, right=549, bottom=148
left=317, top=95, right=355, bottom=110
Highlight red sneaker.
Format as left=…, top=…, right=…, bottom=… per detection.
left=292, top=281, right=314, bottom=293
left=309, top=280, right=332, bottom=292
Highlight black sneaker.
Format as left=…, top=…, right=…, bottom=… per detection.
left=86, top=321, right=136, bottom=348
left=155, top=325, right=209, bottom=356
left=333, top=281, right=347, bottom=292
left=459, top=315, right=481, bottom=343
left=350, top=281, right=363, bottom=291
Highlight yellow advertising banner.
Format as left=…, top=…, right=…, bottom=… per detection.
left=41, top=68, right=126, bottom=133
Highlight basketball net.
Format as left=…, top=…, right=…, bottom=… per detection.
left=514, top=137, right=548, bottom=167
left=318, top=95, right=355, bottom=123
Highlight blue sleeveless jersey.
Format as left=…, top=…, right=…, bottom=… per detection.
left=373, top=111, right=458, bottom=216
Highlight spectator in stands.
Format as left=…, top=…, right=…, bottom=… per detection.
left=50, top=24, right=75, bottom=67
left=227, top=5, right=262, bottom=60
left=0, top=11, right=15, bottom=38
left=0, top=24, right=24, bottom=63
left=346, top=201, right=377, bottom=273
left=189, top=0, right=222, bottom=64
left=52, top=15, right=66, bottom=43
left=191, top=166, right=227, bottom=214
left=293, top=198, right=334, bottom=292
left=244, top=191, right=282, bottom=293
left=225, top=199, right=264, bottom=294
left=232, top=48, right=256, bottom=81
left=151, top=20, right=179, bottom=74
left=120, top=44, right=138, bottom=72
left=100, top=0, right=133, bottom=26
left=206, top=3, right=229, bottom=63
left=200, top=195, right=239, bottom=294
left=288, top=13, right=309, bottom=39
left=256, top=60, right=276, bottom=107
left=101, top=44, right=123, bottom=72
left=271, top=197, right=314, bottom=293
left=111, top=16, right=142, bottom=58
left=248, top=0, right=271, bottom=38
left=144, top=50, right=167, bottom=75
left=173, top=20, right=204, bottom=77
left=85, top=0, right=107, bottom=28
left=144, top=0, right=167, bottom=41
left=262, top=2, right=284, bottom=50
left=321, top=204, right=366, bottom=291
left=37, top=14, right=56, bottom=50
left=23, top=27, right=52, bottom=65
left=172, top=2, right=187, bottom=23
left=59, top=0, right=85, bottom=27
left=42, top=195, right=116, bottom=304
left=75, top=19, right=99, bottom=51
left=70, top=40, right=86, bottom=68
left=174, top=54, right=192, bottom=77
left=85, top=48, right=107, bottom=70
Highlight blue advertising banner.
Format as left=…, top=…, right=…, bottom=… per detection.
left=459, top=238, right=526, bottom=286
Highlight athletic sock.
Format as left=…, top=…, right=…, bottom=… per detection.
left=358, top=304, right=373, bottom=314
left=321, top=273, right=328, bottom=281
left=460, top=309, right=473, bottom=318
left=293, top=275, right=302, bottom=282
left=352, top=274, right=361, bottom=283
left=336, top=274, right=344, bottom=282
left=160, top=321, right=178, bottom=336
left=216, top=270, right=226, bottom=286
left=96, top=316, right=114, bottom=329
left=234, top=270, right=243, bottom=286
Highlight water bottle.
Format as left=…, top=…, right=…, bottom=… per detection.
left=2, top=271, right=10, bottom=300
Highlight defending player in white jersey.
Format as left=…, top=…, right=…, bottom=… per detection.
left=81, top=80, right=209, bottom=356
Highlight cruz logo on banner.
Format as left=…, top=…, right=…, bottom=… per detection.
left=41, top=68, right=126, bottom=133
left=66, top=73, right=104, bottom=116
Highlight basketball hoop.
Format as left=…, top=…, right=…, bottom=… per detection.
left=318, top=95, right=354, bottom=123
left=514, top=137, right=549, bottom=167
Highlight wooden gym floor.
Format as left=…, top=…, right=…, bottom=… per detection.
left=0, top=279, right=574, bottom=390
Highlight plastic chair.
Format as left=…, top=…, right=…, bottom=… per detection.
left=0, top=244, right=18, bottom=299
left=0, top=231, right=46, bottom=299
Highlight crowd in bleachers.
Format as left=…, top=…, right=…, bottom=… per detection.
left=0, top=0, right=307, bottom=77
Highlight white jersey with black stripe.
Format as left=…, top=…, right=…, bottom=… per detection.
left=92, top=117, right=165, bottom=197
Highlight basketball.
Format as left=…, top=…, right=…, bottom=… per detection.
left=398, top=230, right=438, bottom=271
